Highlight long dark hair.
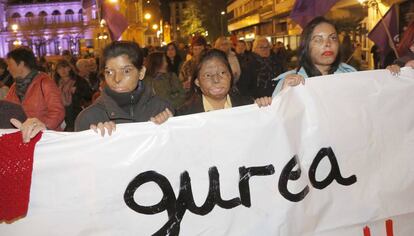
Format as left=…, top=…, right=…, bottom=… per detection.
left=145, top=51, right=165, bottom=78
left=165, top=42, right=182, bottom=75
left=189, top=49, right=234, bottom=96
left=298, top=16, right=341, bottom=77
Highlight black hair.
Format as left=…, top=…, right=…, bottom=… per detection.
left=102, top=41, right=144, bottom=71
left=54, top=59, right=77, bottom=84
left=189, top=49, right=234, bottom=96
left=145, top=51, right=165, bottom=77
left=298, top=16, right=342, bottom=77
left=165, top=42, right=182, bottom=74
left=6, top=46, right=37, bottom=70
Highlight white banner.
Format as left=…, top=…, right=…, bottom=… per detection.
left=1, top=68, right=414, bottom=236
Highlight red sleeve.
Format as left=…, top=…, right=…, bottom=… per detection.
left=40, top=77, right=65, bottom=130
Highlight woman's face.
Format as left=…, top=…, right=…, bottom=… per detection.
left=57, top=66, right=71, bottom=78
left=166, top=45, right=176, bottom=59
left=196, top=58, right=231, bottom=101
left=104, top=55, right=142, bottom=93
left=192, top=45, right=205, bottom=58
left=309, top=22, right=339, bottom=68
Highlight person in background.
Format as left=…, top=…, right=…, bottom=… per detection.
left=179, top=36, right=207, bottom=91
left=5, top=46, right=65, bottom=131
left=76, top=58, right=100, bottom=95
left=0, top=58, right=12, bottom=99
left=214, top=36, right=241, bottom=86
left=177, top=49, right=271, bottom=116
left=385, top=22, right=414, bottom=74
left=165, top=42, right=183, bottom=76
left=75, top=41, right=173, bottom=135
left=272, top=17, right=357, bottom=96
left=238, top=36, right=286, bottom=98
left=144, top=51, right=186, bottom=109
left=54, top=60, right=92, bottom=131
left=272, top=41, right=289, bottom=70
left=235, top=40, right=250, bottom=63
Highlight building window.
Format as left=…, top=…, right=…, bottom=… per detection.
left=65, top=9, right=74, bottom=22
left=52, top=10, right=61, bottom=24
left=38, top=11, right=47, bottom=24
left=78, top=9, right=83, bottom=22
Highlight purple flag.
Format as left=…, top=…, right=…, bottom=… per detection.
left=290, top=0, right=340, bottom=28
left=101, top=2, right=128, bottom=40
left=368, top=5, right=398, bottom=64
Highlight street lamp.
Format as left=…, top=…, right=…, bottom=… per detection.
left=11, top=24, right=18, bottom=32
left=144, top=13, right=151, bottom=20
left=152, top=24, right=158, bottom=30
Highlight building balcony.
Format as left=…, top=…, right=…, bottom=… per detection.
left=6, top=16, right=89, bottom=31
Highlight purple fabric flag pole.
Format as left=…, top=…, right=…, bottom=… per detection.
left=290, top=0, right=340, bottom=29
left=101, top=1, right=128, bottom=41
left=368, top=4, right=399, bottom=63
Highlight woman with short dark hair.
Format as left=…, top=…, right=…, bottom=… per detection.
left=177, top=49, right=271, bottom=115
left=75, top=41, right=173, bottom=135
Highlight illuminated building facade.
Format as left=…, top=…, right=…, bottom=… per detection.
left=0, top=0, right=101, bottom=57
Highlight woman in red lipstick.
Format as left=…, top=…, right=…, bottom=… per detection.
left=272, top=17, right=356, bottom=96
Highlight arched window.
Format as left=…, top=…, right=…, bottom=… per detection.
left=11, top=12, right=21, bottom=18
left=10, top=12, right=21, bottom=24
left=78, top=9, right=83, bottom=22
left=65, top=9, right=74, bottom=22
left=52, top=10, right=61, bottom=23
left=25, top=12, right=34, bottom=17
left=38, top=11, right=48, bottom=24
left=39, top=11, right=48, bottom=17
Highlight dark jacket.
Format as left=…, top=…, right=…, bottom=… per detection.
left=74, top=84, right=173, bottom=131
left=393, top=51, right=414, bottom=67
left=143, top=72, right=186, bottom=109
left=238, top=53, right=285, bottom=98
left=0, top=100, right=27, bottom=129
left=177, top=93, right=254, bottom=116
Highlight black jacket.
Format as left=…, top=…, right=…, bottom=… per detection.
left=177, top=93, right=254, bottom=116
left=74, top=84, right=173, bottom=131
left=238, top=53, right=285, bottom=98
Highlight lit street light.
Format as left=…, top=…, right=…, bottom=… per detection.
left=221, top=11, right=226, bottom=15
left=144, top=13, right=151, bottom=20
left=11, top=24, right=18, bottom=32
left=152, top=24, right=158, bottom=30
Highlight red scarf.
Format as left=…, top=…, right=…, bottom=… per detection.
left=0, top=131, right=42, bottom=222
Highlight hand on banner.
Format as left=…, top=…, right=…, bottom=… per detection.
left=281, top=74, right=305, bottom=90
left=405, top=60, right=414, bottom=68
left=10, top=117, right=46, bottom=143
left=90, top=121, right=116, bottom=137
left=386, top=64, right=400, bottom=76
left=150, top=108, right=173, bottom=125
left=255, top=96, right=272, bottom=107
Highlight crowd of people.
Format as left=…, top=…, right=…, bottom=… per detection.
left=1, top=17, right=413, bottom=142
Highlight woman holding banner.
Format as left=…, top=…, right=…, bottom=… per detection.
left=75, top=41, right=173, bottom=135
left=177, top=49, right=271, bottom=115
left=272, top=17, right=357, bottom=96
